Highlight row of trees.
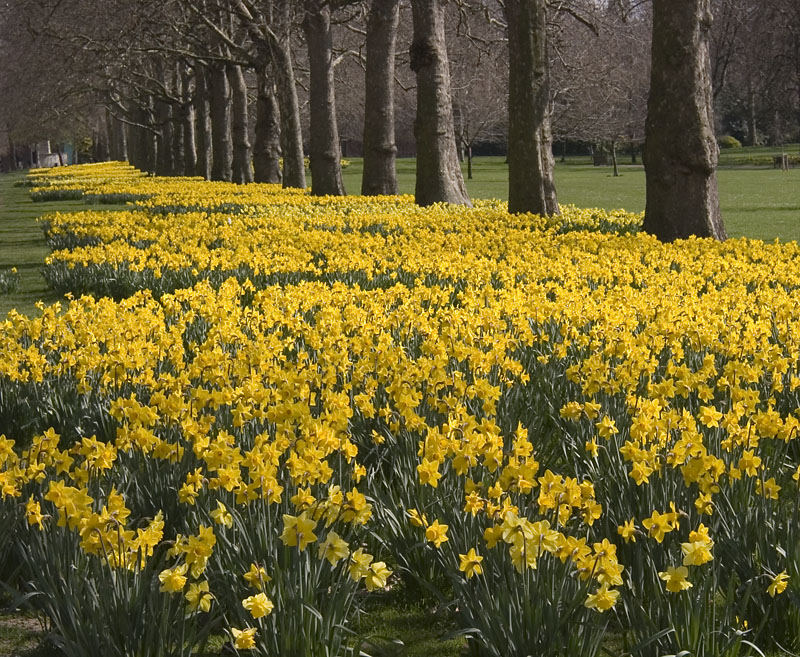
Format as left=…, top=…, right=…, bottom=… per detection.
left=2, top=0, right=795, bottom=239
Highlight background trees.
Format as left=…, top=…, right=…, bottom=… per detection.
left=2, top=0, right=798, bottom=232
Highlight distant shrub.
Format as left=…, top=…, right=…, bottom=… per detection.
left=718, top=135, right=742, bottom=149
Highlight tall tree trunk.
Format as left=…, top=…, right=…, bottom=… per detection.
left=269, top=1, right=306, bottom=189
left=109, top=110, right=128, bottom=161
left=610, top=139, right=619, bottom=176
left=505, top=0, right=559, bottom=215
left=130, top=102, right=157, bottom=173
left=155, top=98, right=174, bottom=175
left=195, top=67, right=213, bottom=179
left=171, top=65, right=185, bottom=175
left=362, top=0, right=399, bottom=195
left=747, top=82, right=757, bottom=146
left=303, top=0, right=345, bottom=196
left=254, top=65, right=282, bottom=184
left=409, top=0, right=471, bottom=207
left=643, top=0, right=726, bottom=241
left=94, top=113, right=110, bottom=162
left=453, top=102, right=464, bottom=162
left=210, top=63, right=233, bottom=181
left=229, top=64, right=254, bottom=184
left=182, top=66, right=197, bottom=176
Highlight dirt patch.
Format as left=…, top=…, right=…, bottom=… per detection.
left=0, top=614, right=47, bottom=657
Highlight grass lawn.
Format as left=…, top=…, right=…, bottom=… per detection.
left=344, top=155, right=800, bottom=242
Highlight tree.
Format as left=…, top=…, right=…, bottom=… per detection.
left=229, top=63, right=254, bottom=184
left=362, top=0, right=400, bottom=196
left=253, top=64, right=282, bottom=183
left=504, top=0, right=558, bottom=215
left=409, top=0, right=471, bottom=207
left=447, top=3, right=508, bottom=181
left=303, top=0, right=346, bottom=196
left=643, top=0, right=727, bottom=241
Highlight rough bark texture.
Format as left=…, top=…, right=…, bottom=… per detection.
left=129, top=103, right=156, bottom=173
left=155, top=97, right=174, bottom=175
left=195, top=67, right=212, bottom=179
left=229, top=64, right=254, bottom=184
left=269, top=0, right=306, bottom=189
left=505, top=0, right=559, bottom=216
left=210, top=64, right=233, bottom=182
left=303, top=0, right=345, bottom=196
left=181, top=67, right=197, bottom=176
left=170, top=65, right=185, bottom=175
left=410, top=0, right=471, bottom=207
left=643, top=0, right=727, bottom=241
left=362, top=0, right=399, bottom=195
left=254, top=66, right=282, bottom=184
left=109, top=113, right=128, bottom=161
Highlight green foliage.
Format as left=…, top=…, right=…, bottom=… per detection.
left=718, top=135, right=743, bottom=149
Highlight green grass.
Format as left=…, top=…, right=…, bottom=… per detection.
left=0, top=173, right=130, bottom=317
left=343, top=155, right=800, bottom=242
left=351, top=587, right=465, bottom=657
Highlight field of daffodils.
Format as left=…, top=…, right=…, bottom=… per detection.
left=0, top=161, right=798, bottom=657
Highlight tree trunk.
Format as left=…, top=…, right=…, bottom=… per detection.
left=195, top=67, right=213, bottom=179
left=453, top=102, right=464, bottom=162
left=466, top=143, right=473, bottom=179
left=109, top=111, right=128, bottom=161
left=155, top=95, right=174, bottom=175
left=253, top=65, right=282, bottom=184
left=643, top=0, right=727, bottom=241
left=269, top=36, right=306, bottom=188
left=182, top=66, right=197, bottom=176
left=171, top=65, right=185, bottom=175
left=505, top=0, right=559, bottom=216
left=409, top=0, right=471, bottom=207
left=747, top=82, right=757, bottom=146
left=303, top=0, right=345, bottom=196
left=95, top=113, right=110, bottom=161
left=610, top=140, right=619, bottom=176
left=130, top=102, right=157, bottom=173
left=229, top=64, right=254, bottom=184
left=362, top=0, right=399, bottom=196
left=210, top=64, right=233, bottom=181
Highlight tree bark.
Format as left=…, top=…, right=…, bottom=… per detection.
left=182, top=66, right=197, bottom=176
left=303, top=0, right=345, bottom=196
left=747, top=82, right=757, bottom=146
left=130, top=102, right=157, bottom=173
left=268, top=0, right=306, bottom=189
left=210, top=63, right=233, bottom=181
left=195, top=67, right=213, bottom=179
left=108, top=110, right=128, bottom=161
left=610, top=139, right=619, bottom=176
left=155, top=97, right=174, bottom=175
left=505, top=0, right=559, bottom=215
left=170, top=65, right=185, bottom=175
left=362, top=0, right=399, bottom=196
left=643, top=0, right=727, bottom=241
left=409, top=0, right=471, bottom=206
left=95, top=112, right=110, bottom=162
left=229, top=64, right=254, bottom=184
left=253, top=65, right=282, bottom=184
